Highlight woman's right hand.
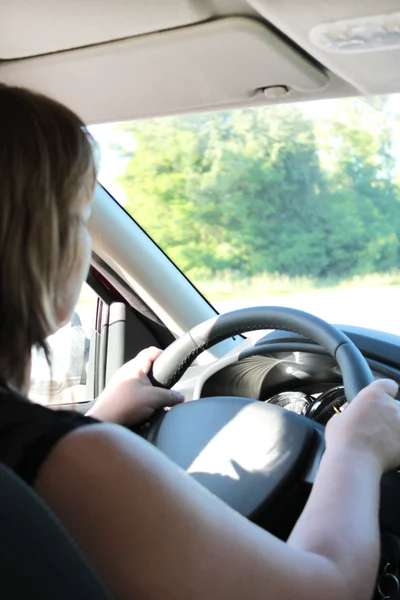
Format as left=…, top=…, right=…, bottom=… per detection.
left=325, top=378, right=400, bottom=473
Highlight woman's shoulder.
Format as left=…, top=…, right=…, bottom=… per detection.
left=0, top=387, right=99, bottom=485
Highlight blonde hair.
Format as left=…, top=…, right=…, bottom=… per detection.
left=0, top=85, right=97, bottom=389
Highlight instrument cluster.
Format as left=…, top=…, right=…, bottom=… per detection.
left=266, top=386, right=347, bottom=425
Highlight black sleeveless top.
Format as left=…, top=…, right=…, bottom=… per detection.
left=0, top=387, right=99, bottom=485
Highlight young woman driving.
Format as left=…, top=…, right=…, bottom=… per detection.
left=0, top=84, right=399, bottom=600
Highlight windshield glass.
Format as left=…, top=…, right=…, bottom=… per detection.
left=90, top=95, right=400, bottom=335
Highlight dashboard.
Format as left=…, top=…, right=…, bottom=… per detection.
left=198, top=325, right=400, bottom=425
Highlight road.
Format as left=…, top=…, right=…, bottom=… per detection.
left=214, top=285, right=400, bottom=339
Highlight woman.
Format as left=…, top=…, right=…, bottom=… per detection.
left=0, top=83, right=399, bottom=600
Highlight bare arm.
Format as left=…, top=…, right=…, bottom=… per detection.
left=288, top=446, right=381, bottom=600
left=36, top=420, right=379, bottom=600
left=289, top=378, right=400, bottom=600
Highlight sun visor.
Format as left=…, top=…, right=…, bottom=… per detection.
left=0, top=17, right=328, bottom=122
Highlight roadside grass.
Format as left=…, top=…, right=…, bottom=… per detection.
left=195, top=270, right=400, bottom=302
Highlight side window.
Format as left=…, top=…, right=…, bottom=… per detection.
left=29, top=283, right=98, bottom=407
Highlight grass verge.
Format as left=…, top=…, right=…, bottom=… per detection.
left=194, top=270, right=400, bottom=302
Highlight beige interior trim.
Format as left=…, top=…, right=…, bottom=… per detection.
left=0, top=0, right=210, bottom=59
left=0, top=1, right=398, bottom=123
left=248, top=0, right=400, bottom=96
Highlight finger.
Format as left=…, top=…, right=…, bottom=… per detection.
left=365, top=378, right=399, bottom=399
left=147, top=387, right=185, bottom=410
left=132, top=347, right=163, bottom=374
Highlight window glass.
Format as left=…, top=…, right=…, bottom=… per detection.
left=29, top=283, right=97, bottom=406
left=90, top=95, right=400, bottom=336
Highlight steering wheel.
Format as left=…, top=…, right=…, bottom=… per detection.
left=146, top=307, right=373, bottom=519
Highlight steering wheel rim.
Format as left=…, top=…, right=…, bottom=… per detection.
left=151, top=306, right=374, bottom=402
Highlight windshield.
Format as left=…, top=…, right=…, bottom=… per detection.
left=90, top=95, right=400, bottom=335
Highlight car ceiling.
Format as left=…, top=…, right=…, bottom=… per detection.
left=0, top=0, right=398, bottom=123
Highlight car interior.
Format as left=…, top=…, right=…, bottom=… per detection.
left=2, top=1, right=400, bottom=598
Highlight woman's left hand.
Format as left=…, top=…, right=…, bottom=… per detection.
left=86, top=346, right=184, bottom=426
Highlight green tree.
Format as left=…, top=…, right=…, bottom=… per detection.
left=116, top=97, right=400, bottom=282
left=317, top=100, right=400, bottom=277
left=119, top=106, right=329, bottom=277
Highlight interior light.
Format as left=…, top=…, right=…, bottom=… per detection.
left=310, top=11, right=400, bottom=53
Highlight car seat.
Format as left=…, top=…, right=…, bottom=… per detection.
left=0, top=462, right=112, bottom=599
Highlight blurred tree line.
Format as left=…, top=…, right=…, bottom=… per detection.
left=117, top=98, right=400, bottom=281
